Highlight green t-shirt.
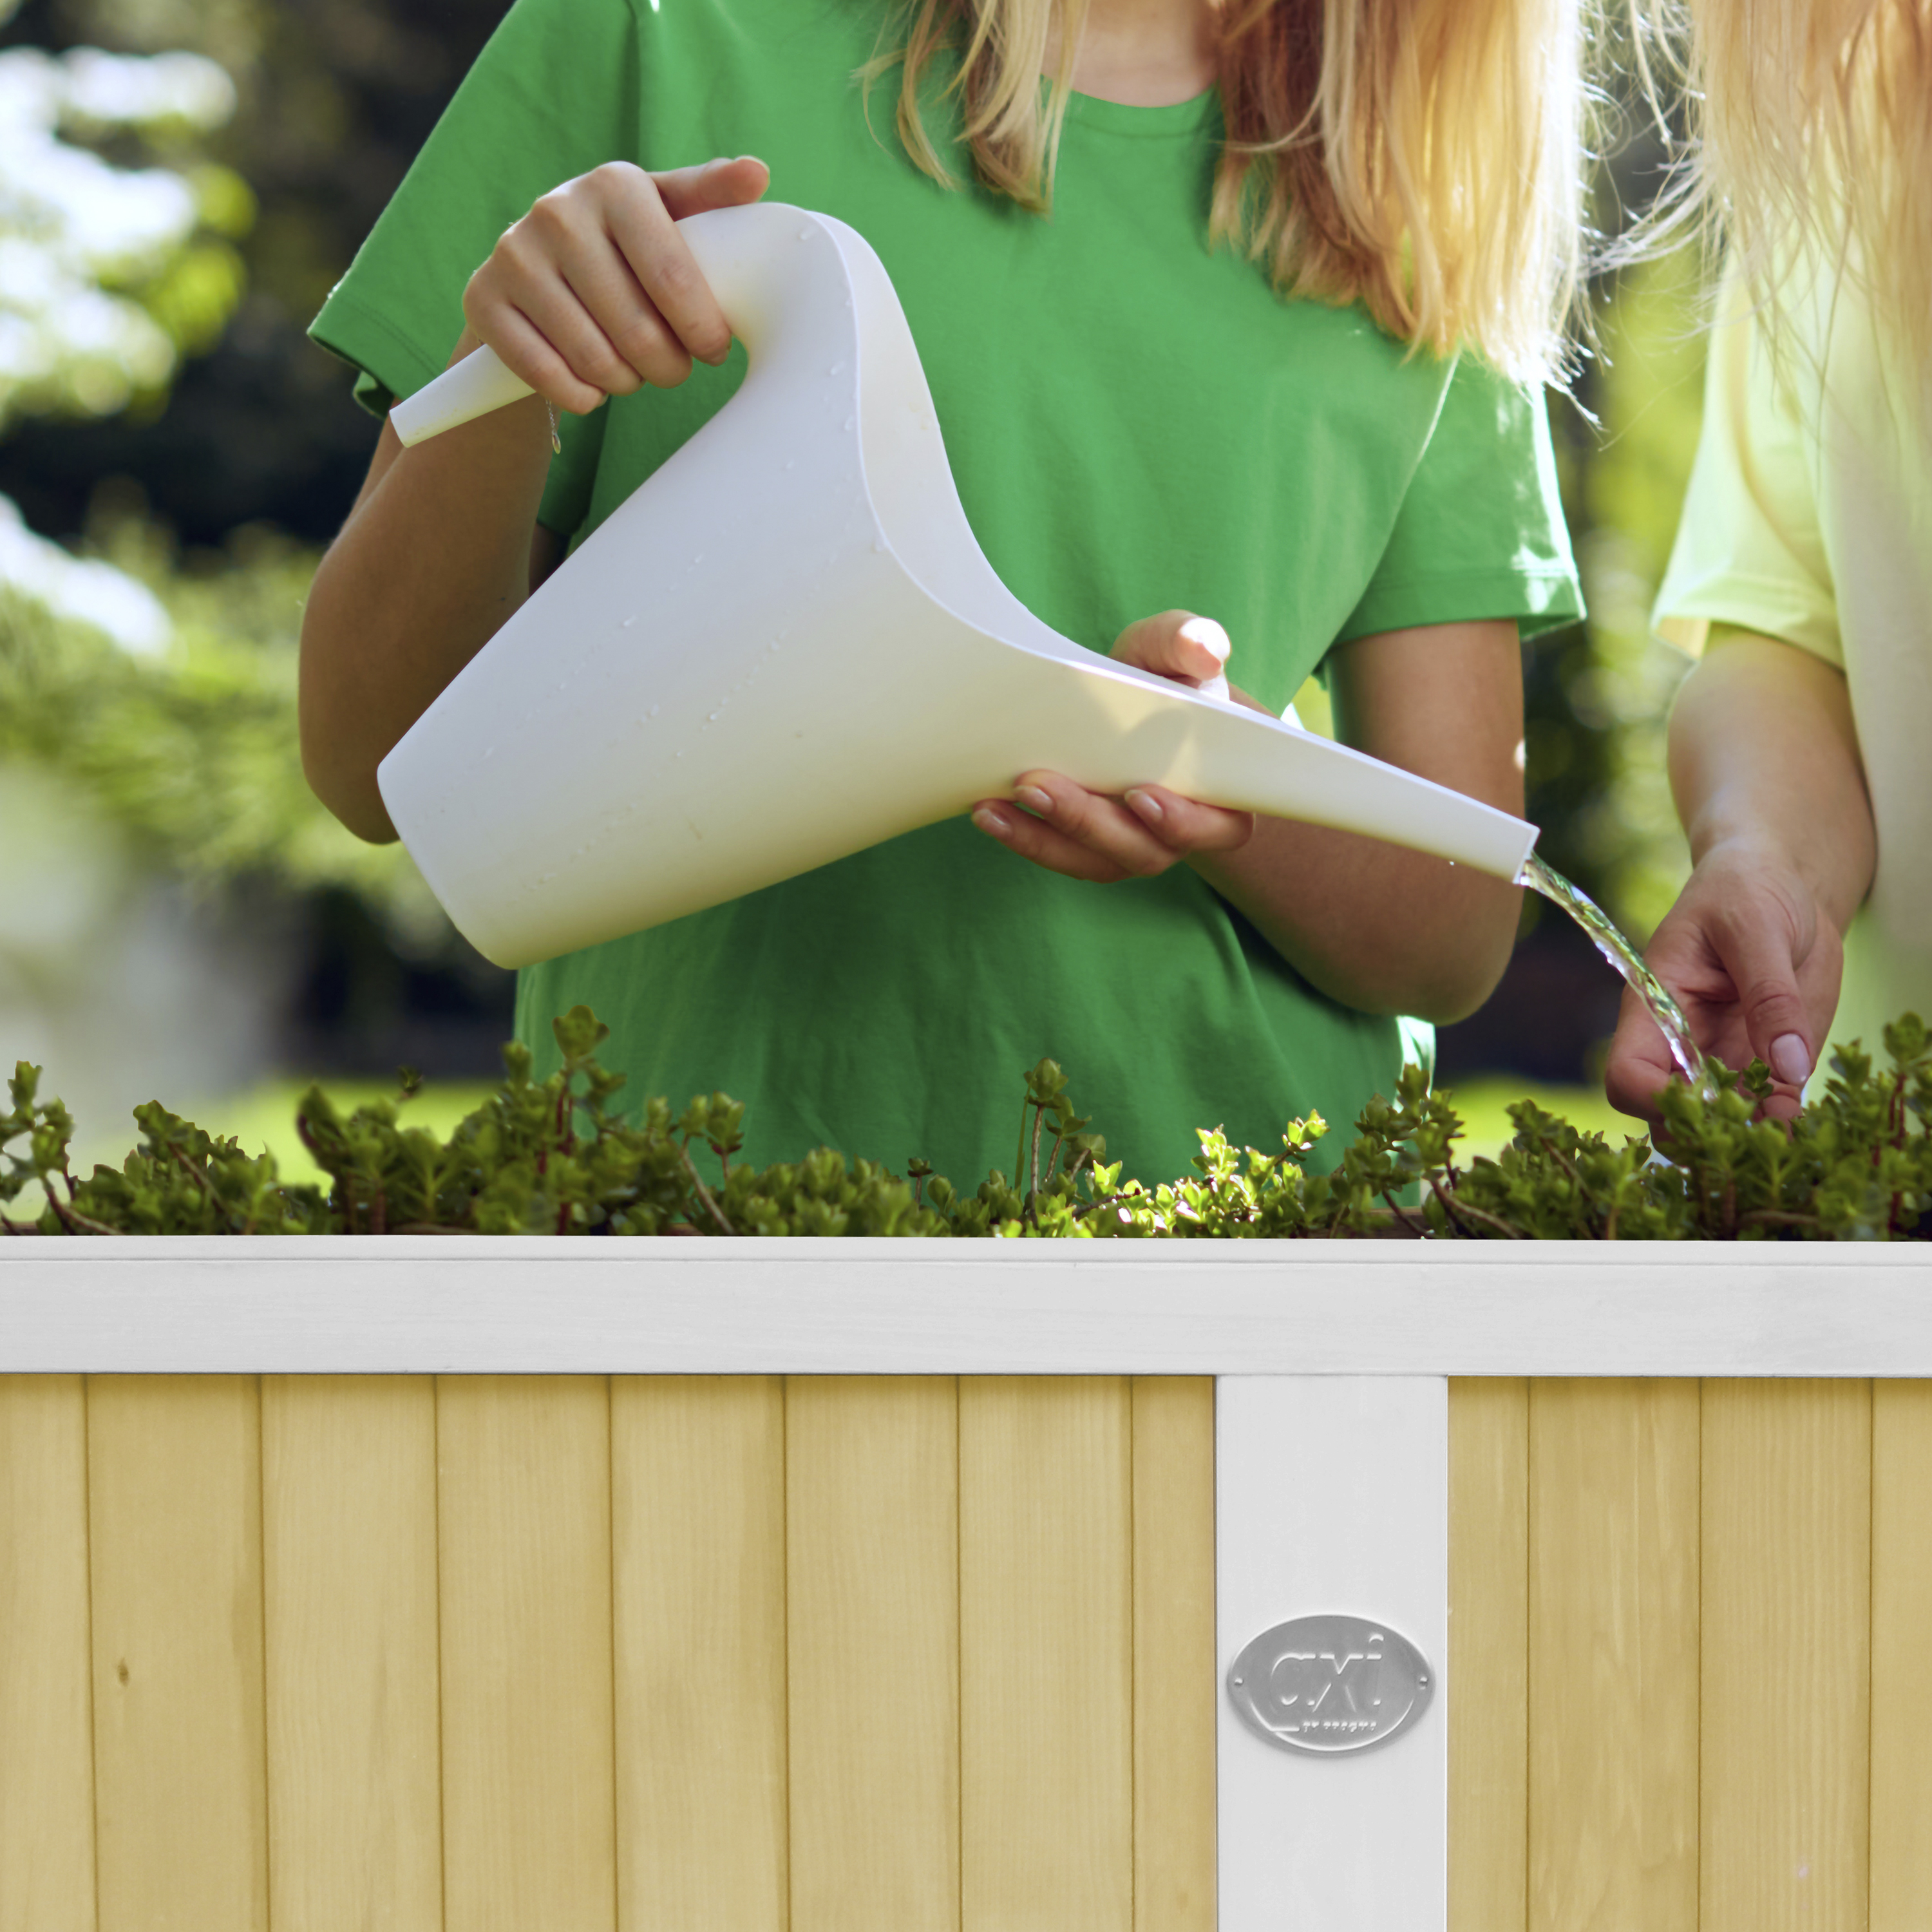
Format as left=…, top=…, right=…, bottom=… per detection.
left=312, top=0, right=1582, bottom=1188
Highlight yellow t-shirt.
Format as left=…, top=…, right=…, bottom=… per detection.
left=1654, top=263, right=1932, bottom=1075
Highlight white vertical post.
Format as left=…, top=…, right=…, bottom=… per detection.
left=1215, top=1375, right=1448, bottom=1931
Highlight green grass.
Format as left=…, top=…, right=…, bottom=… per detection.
left=1434, top=1076, right=1640, bottom=1162
left=62, top=1071, right=1636, bottom=1200
left=157, top=1077, right=499, bottom=1189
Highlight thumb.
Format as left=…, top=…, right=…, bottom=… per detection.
left=1715, top=904, right=1815, bottom=1088
left=652, top=154, right=771, bottom=222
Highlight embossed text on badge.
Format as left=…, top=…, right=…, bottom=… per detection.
left=1226, top=1613, right=1434, bottom=1756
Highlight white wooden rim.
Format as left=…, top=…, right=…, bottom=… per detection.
left=2, top=1240, right=1927, bottom=1374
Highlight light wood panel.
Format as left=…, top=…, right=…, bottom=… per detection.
left=611, top=1375, right=789, bottom=1932
left=437, top=1375, right=615, bottom=1932
left=960, top=1376, right=1133, bottom=1932
left=1873, top=1380, right=1932, bottom=1929
left=1130, top=1376, right=1215, bottom=1932
left=86, top=1374, right=269, bottom=1932
left=0, top=1375, right=96, bottom=1932
left=1701, top=1379, right=1870, bottom=1932
left=787, top=1376, right=960, bottom=1932
left=1528, top=1378, right=1700, bottom=1932
left=1448, top=1378, right=1528, bottom=1932
left=261, top=1374, right=442, bottom=1932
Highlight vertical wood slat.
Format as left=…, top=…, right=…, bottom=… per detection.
left=437, top=1375, right=615, bottom=1932
left=960, top=1376, right=1133, bottom=1932
left=0, top=1376, right=97, bottom=1932
left=1872, top=1380, right=1932, bottom=1929
left=1448, top=1378, right=1528, bottom=1932
left=611, top=1376, right=788, bottom=1932
left=1701, top=1379, right=1870, bottom=1932
left=1130, top=1376, right=1215, bottom=1932
left=1528, top=1378, right=1700, bottom=1932
left=787, top=1376, right=960, bottom=1932
left=87, top=1374, right=269, bottom=1932
left=261, top=1374, right=442, bottom=1932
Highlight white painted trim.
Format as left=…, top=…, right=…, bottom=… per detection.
left=1, top=1240, right=1927, bottom=1373
left=1217, top=1377, right=1447, bottom=1932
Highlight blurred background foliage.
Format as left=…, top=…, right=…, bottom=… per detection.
left=0, top=0, right=1706, bottom=1155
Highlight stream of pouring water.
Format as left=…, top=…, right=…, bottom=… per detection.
left=1517, top=852, right=1716, bottom=1100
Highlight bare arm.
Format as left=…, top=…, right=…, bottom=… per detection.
left=972, top=614, right=1525, bottom=1023
left=299, top=156, right=769, bottom=844
left=1605, top=630, right=1873, bottom=1119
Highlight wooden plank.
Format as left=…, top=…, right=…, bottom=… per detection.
left=437, top=1374, right=615, bottom=1932
left=1448, top=1379, right=1528, bottom=1932
left=1130, top=1376, right=1215, bottom=1932
left=1701, top=1379, right=1870, bottom=1932
left=960, top=1376, right=1132, bottom=1932
left=87, top=1374, right=269, bottom=1932
left=261, top=1374, right=441, bottom=1932
left=0, top=1375, right=97, bottom=1932
left=1868, top=1381, right=1932, bottom=1929
left=1217, top=1377, right=1448, bottom=1932
left=786, top=1376, right=959, bottom=1932
left=16, top=1245, right=1932, bottom=1382
left=1527, top=1379, right=1699, bottom=1932
left=611, top=1375, right=788, bottom=1932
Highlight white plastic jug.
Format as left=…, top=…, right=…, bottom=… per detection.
left=381, top=202, right=1537, bottom=970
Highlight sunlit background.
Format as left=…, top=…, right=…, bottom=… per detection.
left=0, top=0, right=1704, bottom=1171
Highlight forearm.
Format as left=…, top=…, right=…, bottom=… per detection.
left=1195, top=619, right=1524, bottom=1023
left=299, top=350, right=557, bottom=843
left=1667, top=631, right=1873, bottom=933
left=1193, top=710, right=1520, bottom=1021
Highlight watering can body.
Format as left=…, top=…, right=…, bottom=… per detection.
left=379, top=203, right=1538, bottom=970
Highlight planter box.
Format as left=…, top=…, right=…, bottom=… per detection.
left=4, top=1241, right=1931, bottom=1932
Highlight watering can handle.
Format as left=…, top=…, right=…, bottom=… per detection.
left=389, top=345, right=533, bottom=448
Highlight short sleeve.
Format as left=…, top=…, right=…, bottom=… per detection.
left=1651, top=279, right=1840, bottom=665
left=306, top=0, right=638, bottom=538
left=1332, top=355, right=1583, bottom=647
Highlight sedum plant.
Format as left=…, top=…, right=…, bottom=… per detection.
left=3, top=1007, right=1928, bottom=1241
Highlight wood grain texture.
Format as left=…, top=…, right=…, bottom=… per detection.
left=1868, top=1381, right=1932, bottom=1931
left=86, top=1374, right=269, bottom=1932
left=261, top=1374, right=442, bottom=1932
left=960, top=1376, right=1132, bottom=1932
left=437, top=1375, right=615, bottom=1932
left=1130, top=1376, right=1215, bottom=1932
left=1528, top=1379, right=1700, bottom=1932
left=611, top=1375, right=788, bottom=1932
left=787, top=1376, right=960, bottom=1932
left=1701, top=1379, right=1870, bottom=1932
left=0, top=1376, right=96, bottom=1932
left=1448, top=1379, right=1528, bottom=1932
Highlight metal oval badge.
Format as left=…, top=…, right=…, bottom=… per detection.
left=1227, top=1614, right=1434, bottom=1756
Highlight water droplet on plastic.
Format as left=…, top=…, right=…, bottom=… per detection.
left=649, top=703, right=660, bottom=717
left=873, top=539, right=887, bottom=554
left=692, top=552, right=703, bottom=565
left=827, top=362, right=844, bottom=376
left=784, top=458, right=797, bottom=471
left=620, top=615, right=636, bottom=629
left=797, top=226, right=811, bottom=241
left=842, top=415, right=855, bottom=433
left=769, top=639, right=782, bottom=652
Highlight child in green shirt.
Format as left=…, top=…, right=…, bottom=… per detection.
left=303, top=0, right=1583, bottom=1183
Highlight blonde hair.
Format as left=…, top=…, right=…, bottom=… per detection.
left=863, top=0, right=1589, bottom=381
left=1629, top=0, right=1932, bottom=372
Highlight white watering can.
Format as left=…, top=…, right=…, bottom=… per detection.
left=383, top=202, right=1538, bottom=970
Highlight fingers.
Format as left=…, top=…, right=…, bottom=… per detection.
left=971, top=772, right=1254, bottom=883
left=1111, top=611, right=1233, bottom=690
left=462, top=156, right=768, bottom=413
left=1604, top=984, right=1683, bottom=1122
left=651, top=154, right=771, bottom=221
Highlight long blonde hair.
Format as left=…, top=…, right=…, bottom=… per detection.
left=1631, top=0, right=1932, bottom=372
left=863, top=0, right=1589, bottom=381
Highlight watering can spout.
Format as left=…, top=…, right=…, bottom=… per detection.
left=379, top=204, right=1540, bottom=971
